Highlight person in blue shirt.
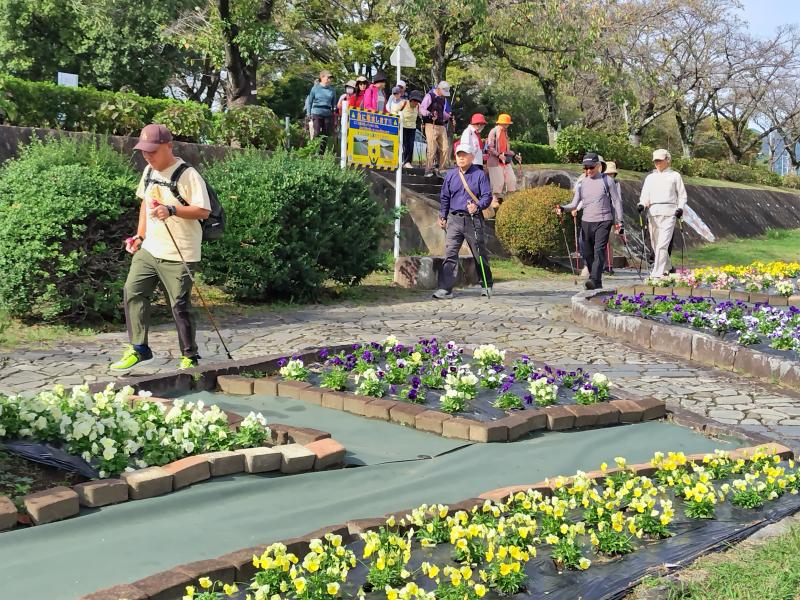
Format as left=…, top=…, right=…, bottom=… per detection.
left=433, top=140, right=493, bottom=299
left=305, top=70, right=337, bottom=153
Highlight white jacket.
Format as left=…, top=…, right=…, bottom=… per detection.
left=640, top=168, right=688, bottom=216
left=459, top=125, right=483, bottom=166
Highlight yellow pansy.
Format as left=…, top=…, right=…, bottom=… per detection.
left=474, top=584, right=487, bottom=598
left=327, top=582, right=340, bottom=595
left=199, top=578, right=212, bottom=589
left=294, top=577, right=307, bottom=593
left=223, top=583, right=239, bottom=596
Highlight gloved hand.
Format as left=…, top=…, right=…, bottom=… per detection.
left=675, top=208, right=683, bottom=218
left=637, top=204, right=645, bottom=213
left=618, top=227, right=625, bottom=236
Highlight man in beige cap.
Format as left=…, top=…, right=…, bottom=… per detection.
left=638, top=148, right=687, bottom=278
left=420, top=81, right=452, bottom=177
left=110, top=124, right=211, bottom=372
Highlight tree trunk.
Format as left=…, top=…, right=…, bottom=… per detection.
left=628, top=132, right=642, bottom=147
left=217, top=0, right=269, bottom=108
left=539, top=77, right=560, bottom=146
left=674, top=110, right=694, bottom=158
left=430, top=26, right=447, bottom=84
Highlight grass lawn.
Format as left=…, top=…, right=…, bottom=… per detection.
left=683, top=228, right=800, bottom=267
left=528, top=163, right=799, bottom=194
left=631, top=523, right=800, bottom=600
left=0, top=257, right=561, bottom=350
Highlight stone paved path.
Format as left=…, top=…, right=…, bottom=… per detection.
left=1, top=273, right=799, bottom=448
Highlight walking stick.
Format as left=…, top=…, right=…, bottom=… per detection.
left=638, top=212, right=650, bottom=277
left=150, top=200, right=234, bottom=361
left=558, top=211, right=578, bottom=285
left=572, top=213, right=581, bottom=278
left=678, top=218, right=686, bottom=272
left=468, top=207, right=491, bottom=299
left=619, top=231, right=643, bottom=282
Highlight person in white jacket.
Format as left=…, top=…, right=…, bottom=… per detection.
left=638, top=148, right=687, bottom=278
left=459, top=113, right=487, bottom=168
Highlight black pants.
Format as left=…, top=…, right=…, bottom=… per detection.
left=438, top=212, right=493, bottom=292
left=311, top=115, right=333, bottom=153
left=581, top=220, right=612, bottom=286
left=402, top=128, right=416, bottom=165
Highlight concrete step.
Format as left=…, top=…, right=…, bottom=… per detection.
left=405, top=182, right=444, bottom=195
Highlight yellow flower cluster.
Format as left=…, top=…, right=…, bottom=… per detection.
left=186, top=447, right=798, bottom=600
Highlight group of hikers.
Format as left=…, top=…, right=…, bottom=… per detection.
left=111, top=110, right=686, bottom=370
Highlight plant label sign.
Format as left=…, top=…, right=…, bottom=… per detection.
left=346, top=108, right=400, bottom=171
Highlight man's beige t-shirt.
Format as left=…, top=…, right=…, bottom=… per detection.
left=136, top=159, right=211, bottom=263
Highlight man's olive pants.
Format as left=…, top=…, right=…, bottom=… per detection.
left=123, top=249, right=198, bottom=358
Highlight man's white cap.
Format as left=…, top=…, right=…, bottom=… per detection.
left=437, top=81, right=451, bottom=96
left=652, top=148, right=671, bottom=161
left=456, top=139, right=477, bottom=155
left=397, top=80, right=406, bottom=88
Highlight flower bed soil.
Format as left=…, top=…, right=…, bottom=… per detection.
left=81, top=443, right=800, bottom=600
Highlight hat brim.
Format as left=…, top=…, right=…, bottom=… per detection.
left=440, top=89, right=451, bottom=96
left=582, top=161, right=599, bottom=168
left=134, top=140, right=163, bottom=152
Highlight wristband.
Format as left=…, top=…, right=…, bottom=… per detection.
left=167, top=205, right=177, bottom=217
left=134, top=235, right=143, bottom=242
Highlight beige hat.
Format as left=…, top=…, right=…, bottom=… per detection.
left=652, top=148, right=671, bottom=161
left=605, top=161, right=618, bottom=175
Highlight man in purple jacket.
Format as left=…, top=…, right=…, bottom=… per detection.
left=433, top=140, right=493, bottom=299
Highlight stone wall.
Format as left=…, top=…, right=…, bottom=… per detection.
left=0, top=124, right=238, bottom=172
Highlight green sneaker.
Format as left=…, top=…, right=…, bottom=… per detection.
left=110, top=345, right=153, bottom=371
left=177, top=356, right=199, bottom=370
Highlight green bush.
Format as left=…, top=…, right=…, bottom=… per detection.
left=213, top=105, right=284, bottom=149
left=783, top=173, right=800, bottom=189
left=0, top=138, right=138, bottom=323
left=495, top=185, right=575, bottom=264
left=201, top=150, right=387, bottom=301
left=153, top=102, right=213, bottom=143
left=512, top=141, right=558, bottom=164
left=554, top=125, right=653, bottom=172
left=88, top=95, right=149, bottom=136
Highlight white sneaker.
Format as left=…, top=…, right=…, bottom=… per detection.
left=403, top=162, right=413, bottom=169
left=432, top=289, right=454, bottom=299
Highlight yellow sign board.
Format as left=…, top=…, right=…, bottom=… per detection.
left=346, top=108, right=400, bottom=170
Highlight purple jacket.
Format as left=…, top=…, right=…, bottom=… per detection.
left=440, top=165, right=492, bottom=218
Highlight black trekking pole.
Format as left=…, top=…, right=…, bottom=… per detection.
left=557, top=210, right=578, bottom=285
left=468, top=206, right=491, bottom=299
left=678, top=218, right=686, bottom=272
left=638, top=212, right=650, bottom=277
left=618, top=230, right=643, bottom=281
left=153, top=203, right=234, bottom=361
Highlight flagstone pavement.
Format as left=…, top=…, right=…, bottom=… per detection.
left=2, top=274, right=799, bottom=448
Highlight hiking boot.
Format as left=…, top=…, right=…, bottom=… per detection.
left=432, top=289, right=454, bottom=300
left=481, top=286, right=493, bottom=297
left=177, top=356, right=199, bottom=370
left=584, top=279, right=596, bottom=290
left=110, top=344, right=153, bottom=371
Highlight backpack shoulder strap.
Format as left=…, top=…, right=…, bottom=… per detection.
left=169, top=163, right=191, bottom=206
left=143, top=166, right=154, bottom=188
left=457, top=169, right=480, bottom=205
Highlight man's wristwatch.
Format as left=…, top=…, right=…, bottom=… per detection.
left=133, top=235, right=143, bottom=243
left=167, top=205, right=177, bottom=217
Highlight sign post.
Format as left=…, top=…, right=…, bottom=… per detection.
left=389, top=36, right=417, bottom=260
left=340, top=100, right=348, bottom=170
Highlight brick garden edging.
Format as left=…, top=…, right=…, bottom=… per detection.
left=216, top=347, right=668, bottom=443
left=623, top=284, right=800, bottom=308
left=0, top=396, right=347, bottom=533
left=78, top=442, right=794, bottom=600
left=572, top=288, right=800, bottom=391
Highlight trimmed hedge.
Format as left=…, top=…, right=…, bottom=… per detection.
left=511, top=141, right=558, bottom=164
left=495, top=185, right=575, bottom=264
left=201, top=150, right=387, bottom=301
left=0, top=138, right=139, bottom=323
left=0, top=75, right=284, bottom=149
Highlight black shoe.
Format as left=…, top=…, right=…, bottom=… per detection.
left=584, top=279, right=596, bottom=290
left=668, top=267, right=676, bottom=274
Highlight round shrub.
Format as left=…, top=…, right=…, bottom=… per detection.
left=153, top=102, right=213, bottom=143
left=201, top=150, right=386, bottom=301
left=0, top=145, right=138, bottom=322
left=213, top=105, right=284, bottom=149
left=495, top=185, right=575, bottom=264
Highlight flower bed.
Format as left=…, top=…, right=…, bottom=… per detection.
left=98, top=444, right=799, bottom=600
left=277, top=338, right=617, bottom=419
left=0, top=384, right=347, bottom=532
left=606, top=293, right=800, bottom=359
left=645, top=261, right=800, bottom=296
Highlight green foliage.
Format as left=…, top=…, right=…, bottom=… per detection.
left=201, top=150, right=386, bottom=301
left=88, top=96, right=148, bottom=136
left=554, top=125, right=652, bottom=171
left=213, top=105, right=284, bottom=149
left=671, top=157, right=785, bottom=188
left=0, top=137, right=138, bottom=323
left=153, top=102, right=213, bottom=142
left=512, top=141, right=557, bottom=163
left=495, top=185, right=574, bottom=264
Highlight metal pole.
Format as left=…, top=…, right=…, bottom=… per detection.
left=340, top=100, right=348, bottom=170
left=394, top=111, right=403, bottom=260
left=284, top=116, right=290, bottom=150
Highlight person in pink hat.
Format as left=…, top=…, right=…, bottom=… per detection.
left=110, top=124, right=211, bottom=372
